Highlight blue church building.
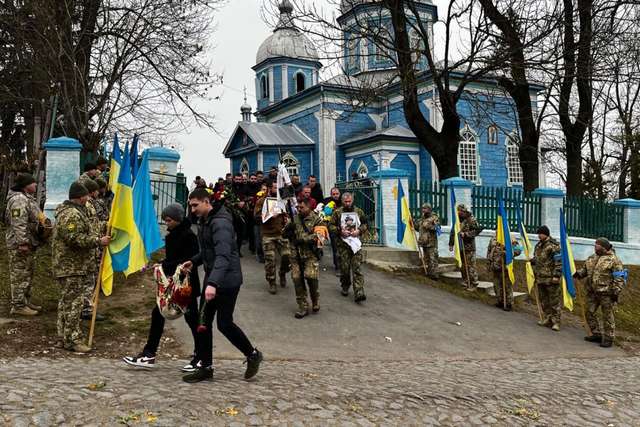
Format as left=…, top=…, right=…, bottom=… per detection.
left=223, top=0, right=541, bottom=192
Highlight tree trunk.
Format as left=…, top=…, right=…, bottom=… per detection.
left=566, top=134, right=583, bottom=196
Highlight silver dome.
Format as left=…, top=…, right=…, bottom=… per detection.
left=255, top=0, right=319, bottom=65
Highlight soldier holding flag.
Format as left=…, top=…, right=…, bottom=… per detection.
left=531, top=225, right=563, bottom=331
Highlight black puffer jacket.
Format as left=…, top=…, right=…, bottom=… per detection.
left=162, top=218, right=201, bottom=296
left=192, top=203, right=242, bottom=290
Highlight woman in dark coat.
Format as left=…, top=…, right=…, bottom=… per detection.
left=123, top=204, right=201, bottom=371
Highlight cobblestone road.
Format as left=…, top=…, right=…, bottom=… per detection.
left=2, top=355, right=640, bottom=426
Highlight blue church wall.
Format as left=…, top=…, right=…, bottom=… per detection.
left=287, top=66, right=314, bottom=97
left=273, top=65, right=282, bottom=102
left=225, top=129, right=256, bottom=156
left=419, top=145, right=433, bottom=181
left=347, top=154, right=379, bottom=178
left=386, top=93, right=431, bottom=129
left=335, top=110, right=377, bottom=143
left=390, top=153, right=417, bottom=179
left=262, top=149, right=312, bottom=180
left=231, top=151, right=258, bottom=174
left=273, top=105, right=320, bottom=177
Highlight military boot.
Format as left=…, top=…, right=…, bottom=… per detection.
left=268, top=281, right=277, bottom=295
left=10, top=306, right=38, bottom=316
left=279, top=273, right=287, bottom=288
left=551, top=323, right=560, bottom=332
left=294, top=302, right=309, bottom=319
left=70, top=343, right=92, bottom=354
left=26, top=300, right=42, bottom=311
left=308, top=279, right=320, bottom=313
left=600, top=337, right=613, bottom=348
left=584, top=334, right=602, bottom=343
left=537, top=317, right=552, bottom=327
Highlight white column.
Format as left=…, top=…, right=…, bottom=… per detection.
left=314, top=109, right=341, bottom=191
left=282, top=65, right=288, bottom=100
left=532, top=188, right=565, bottom=237
left=43, top=137, right=82, bottom=220
left=268, top=67, right=274, bottom=103
left=613, top=199, right=640, bottom=243
left=257, top=151, right=264, bottom=171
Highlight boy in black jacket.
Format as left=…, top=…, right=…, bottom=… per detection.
left=123, top=204, right=201, bottom=371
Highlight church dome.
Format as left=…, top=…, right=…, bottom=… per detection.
left=255, top=1, right=319, bottom=64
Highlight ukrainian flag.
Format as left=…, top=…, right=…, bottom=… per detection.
left=496, top=197, right=515, bottom=284
left=559, top=208, right=576, bottom=311
left=101, top=142, right=136, bottom=295
left=125, top=150, right=164, bottom=275
left=516, top=205, right=536, bottom=294
left=396, top=179, right=417, bottom=250
left=108, top=134, right=122, bottom=193
left=130, top=134, right=139, bottom=183
left=450, top=188, right=462, bottom=268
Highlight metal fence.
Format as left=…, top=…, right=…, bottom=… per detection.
left=471, top=186, right=542, bottom=231
left=335, top=178, right=382, bottom=245
left=408, top=180, right=448, bottom=225
left=150, top=172, right=188, bottom=223
left=564, top=195, right=624, bottom=242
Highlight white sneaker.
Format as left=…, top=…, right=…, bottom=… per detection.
left=122, top=354, right=156, bottom=369
left=181, top=359, right=202, bottom=373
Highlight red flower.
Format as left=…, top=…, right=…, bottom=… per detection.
left=197, top=325, right=207, bottom=333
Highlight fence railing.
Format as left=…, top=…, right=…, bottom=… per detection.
left=150, top=172, right=188, bottom=223
left=471, top=186, right=542, bottom=232
left=408, top=180, right=448, bottom=225
left=335, top=179, right=382, bottom=245
left=564, top=195, right=624, bottom=242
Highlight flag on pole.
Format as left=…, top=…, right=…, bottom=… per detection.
left=450, top=188, right=462, bottom=268
left=130, top=134, right=139, bottom=183
left=516, top=205, right=536, bottom=294
left=396, top=179, right=417, bottom=250
left=108, top=134, right=122, bottom=193
left=125, top=150, right=164, bottom=275
left=559, top=208, right=576, bottom=311
left=101, top=142, right=136, bottom=295
left=496, top=196, right=515, bottom=284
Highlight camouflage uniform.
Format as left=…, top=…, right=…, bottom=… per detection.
left=448, top=211, right=483, bottom=287
left=575, top=251, right=625, bottom=339
left=329, top=206, right=367, bottom=299
left=53, top=201, right=101, bottom=349
left=77, top=172, right=95, bottom=187
left=254, top=196, right=290, bottom=291
left=4, top=190, right=42, bottom=309
left=486, top=237, right=522, bottom=306
left=285, top=211, right=323, bottom=313
left=532, top=237, right=562, bottom=326
left=81, top=199, right=102, bottom=316
left=418, top=211, right=440, bottom=278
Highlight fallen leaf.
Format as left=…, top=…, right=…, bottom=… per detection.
left=145, top=411, right=158, bottom=423
left=87, top=381, right=107, bottom=391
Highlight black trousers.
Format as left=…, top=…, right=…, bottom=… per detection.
left=198, top=286, right=254, bottom=367
left=144, top=297, right=199, bottom=357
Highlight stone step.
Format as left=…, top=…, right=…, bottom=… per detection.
left=442, top=271, right=462, bottom=279
left=437, top=263, right=457, bottom=274
left=362, top=247, right=420, bottom=264
left=365, top=259, right=423, bottom=273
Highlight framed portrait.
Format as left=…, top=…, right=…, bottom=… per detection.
left=340, top=212, right=360, bottom=233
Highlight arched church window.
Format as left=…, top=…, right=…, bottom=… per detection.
left=458, top=125, right=478, bottom=183
left=260, top=74, right=269, bottom=99
left=347, top=36, right=358, bottom=70
left=295, top=72, right=306, bottom=93
left=488, top=125, right=498, bottom=145
left=240, top=158, right=250, bottom=175
left=357, top=161, right=368, bottom=178
left=282, top=151, right=299, bottom=177
left=507, top=133, right=524, bottom=186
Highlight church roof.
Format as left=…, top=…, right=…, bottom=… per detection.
left=255, top=1, right=319, bottom=65
left=223, top=122, right=314, bottom=156
left=339, top=125, right=416, bottom=146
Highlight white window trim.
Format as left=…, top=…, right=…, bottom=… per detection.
left=458, top=124, right=480, bottom=184
left=488, top=125, right=498, bottom=145
left=294, top=70, right=306, bottom=93
left=240, top=157, right=250, bottom=175
left=357, top=160, right=369, bottom=178
left=506, top=131, right=524, bottom=186
left=282, top=151, right=299, bottom=177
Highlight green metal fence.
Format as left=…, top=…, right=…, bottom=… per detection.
left=471, top=186, right=542, bottom=231
left=408, top=180, right=448, bottom=225
left=150, top=172, right=188, bottom=224
left=563, top=195, right=624, bottom=242
left=335, top=178, right=382, bottom=245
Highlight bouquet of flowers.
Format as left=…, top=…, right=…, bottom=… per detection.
left=154, top=263, right=192, bottom=320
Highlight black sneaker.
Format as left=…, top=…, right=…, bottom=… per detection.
left=340, top=288, right=349, bottom=297
left=123, top=353, right=156, bottom=369
left=181, top=358, right=202, bottom=373
left=244, top=349, right=263, bottom=380
left=183, top=366, right=214, bottom=383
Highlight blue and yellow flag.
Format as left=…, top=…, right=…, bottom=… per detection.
left=516, top=205, right=536, bottom=294
left=559, top=208, right=576, bottom=311
left=396, top=179, right=417, bottom=250
left=101, top=142, right=137, bottom=295
left=126, top=150, right=164, bottom=275
left=130, top=134, right=139, bottom=183
left=496, top=197, right=515, bottom=284
left=108, top=134, right=122, bottom=193
left=450, top=188, right=462, bottom=268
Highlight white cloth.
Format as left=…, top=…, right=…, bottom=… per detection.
left=276, top=162, right=296, bottom=215
left=342, top=236, right=362, bottom=254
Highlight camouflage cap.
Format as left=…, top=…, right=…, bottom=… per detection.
left=84, top=179, right=99, bottom=193
left=95, top=178, right=108, bottom=189
left=421, top=203, right=432, bottom=209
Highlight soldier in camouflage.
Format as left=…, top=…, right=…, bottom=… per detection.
left=448, top=205, right=483, bottom=290
left=417, top=203, right=440, bottom=279
left=4, top=173, right=43, bottom=316
left=329, top=192, right=368, bottom=303
left=284, top=199, right=324, bottom=318
left=531, top=225, right=563, bottom=331
left=78, top=162, right=99, bottom=187
left=93, top=178, right=110, bottom=223
left=486, top=237, right=522, bottom=311
left=80, top=179, right=106, bottom=321
left=254, top=180, right=290, bottom=294
left=53, top=182, right=111, bottom=353
left=574, top=237, right=626, bottom=347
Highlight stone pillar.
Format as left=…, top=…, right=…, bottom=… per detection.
left=146, top=147, right=181, bottom=219
left=43, top=136, right=82, bottom=220
left=370, top=168, right=411, bottom=248
left=532, top=187, right=565, bottom=237
left=613, top=198, right=640, bottom=244
left=441, top=177, right=473, bottom=221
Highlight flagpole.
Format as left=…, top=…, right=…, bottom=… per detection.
left=501, top=253, right=507, bottom=308
left=574, top=278, right=592, bottom=336
left=461, top=241, right=472, bottom=289
left=533, top=282, right=544, bottom=322
left=414, top=229, right=428, bottom=276
left=88, top=225, right=111, bottom=347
